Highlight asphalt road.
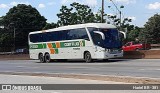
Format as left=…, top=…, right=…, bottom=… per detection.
left=0, top=59, right=160, bottom=78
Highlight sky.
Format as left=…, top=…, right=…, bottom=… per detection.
left=0, top=0, right=160, bottom=27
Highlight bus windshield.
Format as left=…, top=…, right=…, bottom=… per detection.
left=93, top=29, right=122, bottom=49
left=102, top=29, right=122, bottom=49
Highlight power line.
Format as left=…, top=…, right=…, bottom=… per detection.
left=107, top=0, right=124, bottom=29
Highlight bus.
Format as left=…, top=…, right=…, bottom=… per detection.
left=29, top=23, right=123, bottom=63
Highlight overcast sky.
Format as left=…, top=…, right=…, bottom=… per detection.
left=0, top=0, right=160, bottom=27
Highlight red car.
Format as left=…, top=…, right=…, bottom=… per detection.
left=122, top=42, right=151, bottom=51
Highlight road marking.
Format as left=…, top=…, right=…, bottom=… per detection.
left=16, top=66, right=26, bottom=68
left=155, top=69, right=160, bottom=71
left=139, top=69, right=145, bottom=70
left=139, top=69, right=160, bottom=71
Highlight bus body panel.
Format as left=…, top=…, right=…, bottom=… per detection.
left=29, top=39, right=94, bottom=60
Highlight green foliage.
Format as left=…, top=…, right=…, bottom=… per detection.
left=140, top=14, right=160, bottom=44
left=0, top=30, right=13, bottom=51
left=0, top=16, right=4, bottom=26
left=43, top=23, right=58, bottom=30
left=57, top=6, right=73, bottom=26
left=57, top=2, right=102, bottom=26
left=106, top=14, right=133, bottom=31
left=138, top=28, right=147, bottom=43
left=127, top=26, right=141, bottom=41
left=1, top=4, right=47, bottom=48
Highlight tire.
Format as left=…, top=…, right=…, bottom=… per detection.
left=39, top=53, right=44, bottom=63
left=84, top=52, right=92, bottom=63
left=44, top=53, right=51, bottom=63
left=103, top=59, right=109, bottom=62
left=135, top=48, right=139, bottom=51
left=58, top=59, right=67, bottom=62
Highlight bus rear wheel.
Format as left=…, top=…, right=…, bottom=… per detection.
left=44, top=53, right=51, bottom=63
left=84, top=52, right=92, bottom=63
left=39, top=53, right=44, bottom=63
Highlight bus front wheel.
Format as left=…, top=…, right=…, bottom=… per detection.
left=44, top=53, right=51, bottom=63
left=84, top=52, right=92, bottom=63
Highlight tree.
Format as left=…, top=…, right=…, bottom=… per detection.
left=2, top=4, right=46, bottom=48
left=0, top=16, right=4, bottom=26
left=106, top=14, right=133, bottom=31
left=140, top=14, right=160, bottom=44
left=127, top=26, right=141, bottom=41
left=57, top=2, right=102, bottom=26
left=106, top=5, right=134, bottom=32
left=43, top=23, right=58, bottom=30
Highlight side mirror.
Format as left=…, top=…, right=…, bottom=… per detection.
left=93, top=31, right=105, bottom=40
left=119, top=31, right=126, bottom=39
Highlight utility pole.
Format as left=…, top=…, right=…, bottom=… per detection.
left=101, top=0, right=104, bottom=23
left=9, top=22, right=16, bottom=53
left=13, top=27, right=16, bottom=52
left=119, top=11, right=122, bottom=29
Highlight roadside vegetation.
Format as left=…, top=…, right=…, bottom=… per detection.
left=0, top=2, right=160, bottom=52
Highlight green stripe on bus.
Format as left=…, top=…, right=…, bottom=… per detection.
left=29, top=40, right=85, bottom=49
left=60, top=40, right=85, bottom=48
left=55, top=49, right=58, bottom=54
left=43, top=43, right=47, bottom=48
left=30, top=44, right=46, bottom=49
left=52, top=43, right=57, bottom=48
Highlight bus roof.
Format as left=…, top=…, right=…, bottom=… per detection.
left=29, top=23, right=116, bottom=34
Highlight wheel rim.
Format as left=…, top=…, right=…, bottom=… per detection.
left=39, top=54, right=44, bottom=62
left=45, top=54, right=50, bottom=63
left=85, top=52, right=91, bottom=62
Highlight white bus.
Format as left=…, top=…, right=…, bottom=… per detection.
left=29, top=23, right=123, bottom=63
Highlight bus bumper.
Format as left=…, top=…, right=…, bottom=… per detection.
left=105, top=52, right=123, bottom=59
left=93, top=51, right=123, bottom=59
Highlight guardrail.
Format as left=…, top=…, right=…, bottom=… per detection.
left=151, top=44, right=160, bottom=49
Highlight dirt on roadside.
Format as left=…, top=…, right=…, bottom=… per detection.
left=0, top=54, right=30, bottom=60
left=0, top=72, right=160, bottom=84
left=123, top=50, right=160, bottom=59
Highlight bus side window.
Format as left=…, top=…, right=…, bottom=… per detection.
left=67, top=29, right=79, bottom=40
left=93, top=33, right=102, bottom=45
left=30, top=34, right=35, bottom=43
left=66, top=28, right=89, bottom=40
left=87, top=27, right=98, bottom=42
left=42, top=33, right=49, bottom=42
left=78, top=28, right=89, bottom=41
left=30, top=34, right=42, bottom=43
left=60, top=30, right=68, bottom=40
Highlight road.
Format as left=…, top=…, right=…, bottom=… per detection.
left=0, top=59, right=160, bottom=78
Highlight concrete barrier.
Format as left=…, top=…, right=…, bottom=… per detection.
left=123, top=50, right=160, bottom=59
